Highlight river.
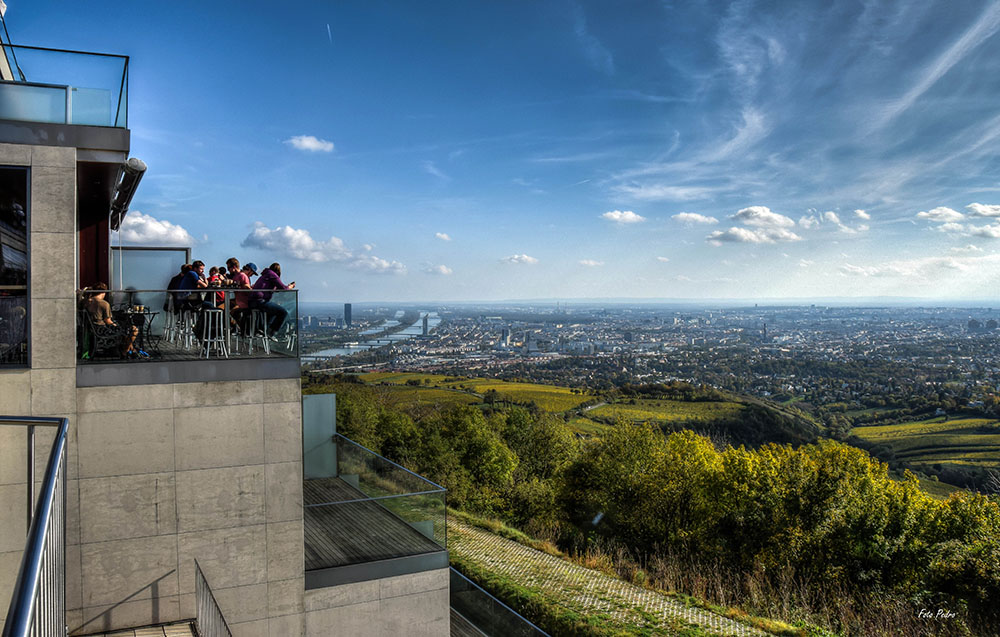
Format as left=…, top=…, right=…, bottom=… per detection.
left=309, top=311, right=441, bottom=358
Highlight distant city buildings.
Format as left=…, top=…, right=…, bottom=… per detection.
left=344, top=302, right=352, bottom=327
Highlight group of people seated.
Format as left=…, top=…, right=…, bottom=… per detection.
left=166, top=257, right=295, bottom=342
left=80, top=282, right=143, bottom=358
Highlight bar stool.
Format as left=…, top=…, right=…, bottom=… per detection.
left=200, top=309, right=228, bottom=358
left=245, top=309, right=270, bottom=355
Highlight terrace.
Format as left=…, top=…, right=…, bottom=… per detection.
left=0, top=44, right=128, bottom=128
left=302, top=430, right=448, bottom=589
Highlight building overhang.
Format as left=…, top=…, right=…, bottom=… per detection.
left=0, top=118, right=129, bottom=152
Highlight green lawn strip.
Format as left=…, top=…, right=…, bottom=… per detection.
left=449, top=551, right=714, bottom=637
left=449, top=510, right=800, bottom=637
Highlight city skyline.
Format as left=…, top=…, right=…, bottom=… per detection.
left=11, top=1, right=1000, bottom=301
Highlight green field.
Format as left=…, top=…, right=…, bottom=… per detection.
left=376, top=386, right=480, bottom=409
left=852, top=416, right=1000, bottom=469
left=359, top=372, right=592, bottom=413
left=588, top=399, right=744, bottom=424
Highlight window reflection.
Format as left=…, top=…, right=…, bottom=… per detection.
left=0, top=166, right=28, bottom=365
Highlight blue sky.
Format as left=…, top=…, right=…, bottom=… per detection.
left=11, top=1, right=1000, bottom=301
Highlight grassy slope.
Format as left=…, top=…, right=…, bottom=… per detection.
left=852, top=416, right=1000, bottom=469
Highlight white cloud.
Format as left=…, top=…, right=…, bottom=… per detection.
left=116, top=211, right=195, bottom=246
left=706, top=226, right=802, bottom=246
left=916, top=207, right=964, bottom=222
left=435, top=232, right=451, bottom=241
left=601, top=210, right=646, bottom=224
left=935, top=222, right=967, bottom=234
left=500, top=254, right=538, bottom=264
left=656, top=256, right=670, bottom=263
left=241, top=222, right=405, bottom=274
left=971, top=224, right=1000, bottom=238
left=285, top=135, right=335, bottom=153
left=672, top=212, right=718, bottom=225
left=798, top=215, right=819, bottom=229
left=422, top=161, right=449, bottom=180
left=854, top=209, right=871, bottom=220
left=579, top=259, right=604, bottom=266
left=822, top=211, right=842, bottom=225
left=799, top=259, right=815, bottom=267
left=966, top=203, right=1000, bottom=217
left=424, top=264, right=453, bottom=275
left=731, top=206, right=796, bottom=228
left=837, top=254, right=1000, bottom=280
left=611, top=183, right=715, bottom=201
left=950, top=244, right=983, bottom=253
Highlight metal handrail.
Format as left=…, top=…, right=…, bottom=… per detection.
left=194, top=560, right=232, bottom=637
left=1, top=416, right=68, bottom=637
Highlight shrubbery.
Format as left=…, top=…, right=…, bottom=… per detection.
left=316, top=379, right=1000, bottom=634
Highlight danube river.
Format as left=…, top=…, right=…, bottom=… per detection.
left=310, top=311, right=440, bottom=358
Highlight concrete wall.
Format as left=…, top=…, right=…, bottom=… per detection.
left=68, top=378, right=304, bottom=637
left=0, top=141, right=79, bottom=629
left=304, top=569, right=450, bottom=637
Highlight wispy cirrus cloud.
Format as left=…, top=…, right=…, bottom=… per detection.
left=579, top=259, right=604, bottom=266
left=601, top=210, right=646, bottom=224
left=284, top=135, right=335, bottom=152
left=241, top=222, right=405, bottom=274
left=422, top=161, right=450, bottom=180
left=572, top=3, right=614, bottom=75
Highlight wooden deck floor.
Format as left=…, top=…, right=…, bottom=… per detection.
left=78, top=620, right=196, bottom=637
left=303, top=477, right=443, bottom=570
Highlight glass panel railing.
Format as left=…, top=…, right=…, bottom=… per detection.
left=76, top=288, right=298, bottom=363
left=0, top=44, right=128, bottom=127
left=450, top=568, right=550, bottom=637
left=304, top=434, right=446, bottom=570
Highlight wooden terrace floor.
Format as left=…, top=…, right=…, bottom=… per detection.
left=303, top=477, right=443, bottom=570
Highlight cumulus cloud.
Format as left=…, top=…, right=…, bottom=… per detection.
left=935, top=222, right=967, bottom=233
left=916, top=207, right=964, bottom=222
left=854, top=209, right=871, bottom=220
left=116, top=211, right=195, bottom=246
left=967, top=203, right=1000, bottom=217
left=501, top=254, right=538, bottom=264
left=285, top=135, right=335, bottom=152
left=971, top=224, right=1000, bottom=238
left=672, top=212, right=718, bottom=225
left=424, top=264, right=453, bottom=275
left=798, top=215, right=819, bottom=229
left=601, top=210, right=646, bottom=224
left=706, top=226, right=802, bottom=245
left=731, top=205, right=796, bottom=228
left=656, top=256, right=670, bottom=262
left=579, top=259, right=604, bottom=266
left=241, top=222, right=405, bottom=274
left=435, top=232, right=451, bottom=241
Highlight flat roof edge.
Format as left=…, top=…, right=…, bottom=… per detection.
left=0, top=119, right=129, bottom=152
left=76, top=358, right=301, bottom=387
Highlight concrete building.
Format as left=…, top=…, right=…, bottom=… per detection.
left=344, top=303, right=352, bottom=328
left=0, top=40, right=449, bottom=637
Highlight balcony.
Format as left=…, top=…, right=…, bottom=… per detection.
left=303, top=433, right=448, bottom=589
left=0, top=44, right=128, bottom=128
left=75, top=288, right=300, bottom=387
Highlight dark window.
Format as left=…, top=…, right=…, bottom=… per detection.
left=0, top=166, right=28, bottom=366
